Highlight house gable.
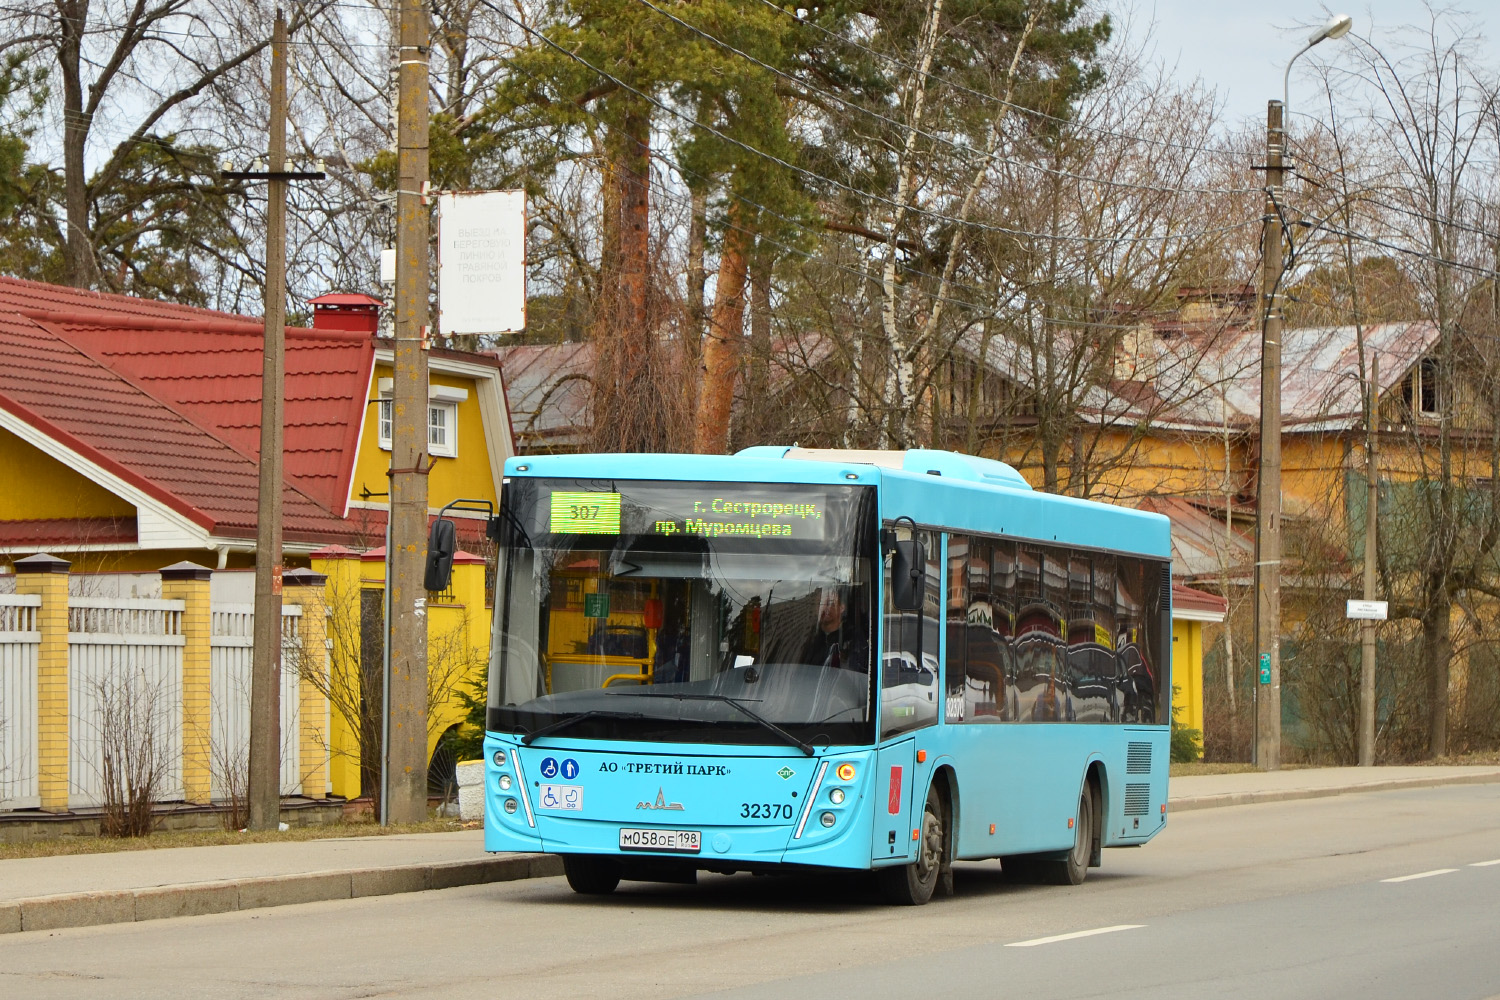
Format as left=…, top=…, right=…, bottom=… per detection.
left=0, top=426, right=135, bottom=521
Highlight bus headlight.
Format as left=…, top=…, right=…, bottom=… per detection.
left=492, top=749, right=507, bottom=767
left=835, top=763, right=856, bottom=781
left=503, top=798, right=519, bottom=815
left=820, top=811, right=836, bottom=828
left=498, top=774, right=512, bottom=791
left=829, top=787, right=846, bottom=805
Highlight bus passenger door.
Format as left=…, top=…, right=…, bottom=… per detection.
left=872, top=739, right=917, bottom=862
left=874, top=525, right=940, bottom=862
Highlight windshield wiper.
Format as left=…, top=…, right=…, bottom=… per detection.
left=662, top=694, right=815, bottom=756
left=520, top=709, right=647, bottom=745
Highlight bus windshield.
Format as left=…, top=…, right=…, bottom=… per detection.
left=487, top=478, right=879, bottom=747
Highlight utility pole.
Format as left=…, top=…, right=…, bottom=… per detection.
left=248, top=10, right=290, bottom=831
left=387, top=0, right=431, bottom=825
left=1359, top=352, right=1379, bottom=766
left=1254, top=98, right=1284, bottom=772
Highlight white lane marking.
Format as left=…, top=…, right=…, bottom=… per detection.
left=1006, top=924, right=1144, bottom=948
left=1381, top=868, right=1459, bottom=883
left=1470, top=859, right=1500, bottom=867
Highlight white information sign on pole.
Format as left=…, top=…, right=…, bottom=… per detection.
left=437, top=190, right=526, bottom=335
left=1346, top=600, right=1388, bottom=620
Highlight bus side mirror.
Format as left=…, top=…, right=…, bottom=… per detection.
left=424, top=518, right=457, bottom=592
left=891, top=538, right=925, bottom=611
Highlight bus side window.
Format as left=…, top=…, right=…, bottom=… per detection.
left=882, top=526, right=939, bottom=738
left=1116, top=557, right=1155, bottom=723
left=945, top=534, right=969, bottom=723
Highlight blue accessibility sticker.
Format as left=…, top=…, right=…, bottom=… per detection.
left=561, top=758, right=580, bottom=780
left=539, top=756, right=559, bottom=779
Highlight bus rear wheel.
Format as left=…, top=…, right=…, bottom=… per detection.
left=1043, top=783, right=1096, bottom=886
left=877, top=785, right=946, bottom=905
left=562, top=855, right=621, bottom=895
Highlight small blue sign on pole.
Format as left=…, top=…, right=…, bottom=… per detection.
left=540, top=756, right=559, bottom=779
left=1258, top=653, right=1272, bottom=685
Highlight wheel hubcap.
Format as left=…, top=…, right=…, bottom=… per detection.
left=919, top=809, right=942, bottom=877
left=1073, top=795, right=1090, bottom=865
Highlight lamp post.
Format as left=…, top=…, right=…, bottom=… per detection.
left=1255, top=12, right=1353, bottom=771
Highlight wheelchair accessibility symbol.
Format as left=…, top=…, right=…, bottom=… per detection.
left=539, top=757, right=559, bottom=779
left=537, top=783, right=583, bottom=811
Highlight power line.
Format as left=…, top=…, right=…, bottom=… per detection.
left=478, top=0, right=1257, bottom=249
left=1291, top=212, right=1500, bottom=279
left=744, top=0, right=1246, bottom=160
left=1291, top=170, right=1500, bottom=246
left=627, top=0, right=1259, bottom=199
left=499, top=55, right=1245, bottom=344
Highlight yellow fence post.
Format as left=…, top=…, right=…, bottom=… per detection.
left=161, top=561, right=213, bottom=805
left=13, top=553, right=71, bottom=812
left=310, top=545, right=363, bottom=801
left=283, top=566, right=330, bottom=799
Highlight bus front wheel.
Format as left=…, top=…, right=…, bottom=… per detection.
left=562, top=855, right=621, bottom=895
left=877, top=785, right=946, bottom=905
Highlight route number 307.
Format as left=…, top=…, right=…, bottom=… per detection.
left=568, top=504, right=602, bottom=521
left=740, top=802, right=795, bottom=819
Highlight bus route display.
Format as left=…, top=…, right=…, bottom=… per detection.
left=539, top=483, right=835, bottom=543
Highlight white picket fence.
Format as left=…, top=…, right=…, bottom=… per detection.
left=210, top=604, right=307, bottom=798
left=68, top=597, right=186, bottom=808
left=0, top=594, right=328, bottom=812
left=0, top=595, right=40, bottom=810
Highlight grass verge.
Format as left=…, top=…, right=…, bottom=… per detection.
left=0, top=817, right=478, bottom=861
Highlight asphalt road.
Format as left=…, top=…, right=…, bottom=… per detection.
left=3, top=784, right=1498, bottom=1000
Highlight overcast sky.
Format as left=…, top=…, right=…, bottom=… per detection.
left=1126, top=1, right=1497, bottom=129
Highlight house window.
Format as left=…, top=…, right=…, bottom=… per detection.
left=428, top=403, right=456, bottom=457
left=378, top=398, right=458, bottom=457
left=1401, top=356, right=1443, bottom=417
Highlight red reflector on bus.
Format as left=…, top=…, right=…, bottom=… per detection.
left=888, top=766, right=903, bottom=815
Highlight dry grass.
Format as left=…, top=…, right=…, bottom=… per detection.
left=1170, top=762, right=1260, bottom=777
left=1417, top=750, right=1500, bottom=766
left=0, top=817, right=479, bottom=861
left=1170, top=762, right=1320, bottom=776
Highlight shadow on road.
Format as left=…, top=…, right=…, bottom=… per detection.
left=498, top=859, right=1135, bottom=914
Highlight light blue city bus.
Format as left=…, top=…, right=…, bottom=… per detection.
left=474, top=447, right=1171, bottom=904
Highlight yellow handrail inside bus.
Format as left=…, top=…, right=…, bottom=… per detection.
left=602, top=666, right=653, bottom=688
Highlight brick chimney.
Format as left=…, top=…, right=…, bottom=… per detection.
left=308, top=293, right=382, bottom=335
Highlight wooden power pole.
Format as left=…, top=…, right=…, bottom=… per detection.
left=1254, top=98, right=1285, bottom=772
left=248, top=10, right=290, bottom=832
left=387, top=0, right=432, bottom=825
left=1359, top=353, right=1379, bottom=765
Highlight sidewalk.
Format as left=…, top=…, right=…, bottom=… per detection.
left=1167, top=763, right=1500, bottom=812
left=4, top=765, right=1498, bottom=935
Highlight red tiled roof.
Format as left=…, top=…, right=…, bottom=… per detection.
left=1172, top=583, right=1229, bottom=617
left=0, top=275, right=372, bottom=545
left=34, top=313, right=372, bottom=513
left=0, top=517, right=137, bottom=547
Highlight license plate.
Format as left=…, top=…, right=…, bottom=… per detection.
left=619, top=828, right=701, bottom=854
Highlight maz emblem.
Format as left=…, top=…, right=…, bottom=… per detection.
left=636, top=788, right=685, bottom=811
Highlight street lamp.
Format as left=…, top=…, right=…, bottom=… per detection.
left=1255, top=12, right=1353, bottom=771
left=1284, top=14, right=1354, bottom=110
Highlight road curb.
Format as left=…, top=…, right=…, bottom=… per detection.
left=4, top=853, right=563, bottom=936
left=1169, top=770, right=1500, bottom=812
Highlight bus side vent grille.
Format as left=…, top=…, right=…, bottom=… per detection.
left=1124, top=784, right=1151, bottom=816
left=1126, top=742, right=1152, bottom=774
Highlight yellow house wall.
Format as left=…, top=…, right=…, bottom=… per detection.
left=318, top=550, right=486, bottom=798
left=349, top=365, right=498, bottom=513
left=1171, top=619, right=1204, bottom=745
left=994, top=429, right=1242, bottom=501
left=0, top=427, right=135, bottom=520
